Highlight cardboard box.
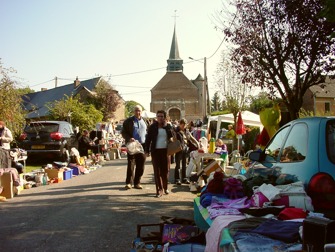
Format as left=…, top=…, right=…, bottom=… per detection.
left=0, top=172, right=14, bottom=199
left=63, top=170, right=73, bottom=180
left=45, top=168, right=64, bottom=181
left=198, top=160, right=221, bottom=176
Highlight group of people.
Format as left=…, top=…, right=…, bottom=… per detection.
left=121, top=105, right=206, bottom=198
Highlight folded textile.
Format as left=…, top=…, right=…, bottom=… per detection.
left=250, top=219, right=302, bottom=243
left=220, top=228, right=234, bottom=246
left=234, top=231, right=302, bottom=252
left=199, top=192, right=226, bottom=208
left=277, top=208, right=307, bottom=220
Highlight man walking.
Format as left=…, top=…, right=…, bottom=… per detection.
left=122, top=105, right=147, bottom=189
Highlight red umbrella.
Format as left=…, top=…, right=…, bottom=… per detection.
left=236, top=112, right=246, bottom=135
left=236, top=111, right=246, bottom=152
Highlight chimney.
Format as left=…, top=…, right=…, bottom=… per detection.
left=41, top=88, right=48, bottom=91
left=74, top=76, right=80, bottom=88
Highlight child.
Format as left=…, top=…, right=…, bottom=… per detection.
left=214, top=139, right=229, bottom=166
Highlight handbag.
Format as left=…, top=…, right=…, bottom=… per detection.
left=167, top=132, right=183, bottom=156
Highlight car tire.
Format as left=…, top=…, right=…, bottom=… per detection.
left=60, top=148, right=70, bottom=162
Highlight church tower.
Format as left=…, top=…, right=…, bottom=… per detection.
left=167, top=25, right=183, bottom=72
left=150, top=22, right=206, bottom=122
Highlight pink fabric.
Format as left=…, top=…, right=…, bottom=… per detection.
left=205, top=215, right=245, bottom=252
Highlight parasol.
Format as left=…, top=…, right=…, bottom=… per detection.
left=236, top=111, right=246, bottom=151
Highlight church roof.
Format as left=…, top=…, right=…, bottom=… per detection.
left=151, top=72, right=197, bottom=91
left=194, top=74, right=204, bottom=81
left=169, top=25, right=181, bottom=60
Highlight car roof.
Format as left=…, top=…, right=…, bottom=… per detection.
left=29, top=121, right=71, bottom=124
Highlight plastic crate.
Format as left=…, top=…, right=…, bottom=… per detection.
left=63, top=170, right=73, bottom=180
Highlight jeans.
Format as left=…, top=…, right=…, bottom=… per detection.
left=174, top=147, right=188, bottom=181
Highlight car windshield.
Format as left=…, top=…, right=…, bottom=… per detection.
left=25, top=123, right=59, bottom=133
left=264, top=122, right=307, bottom=163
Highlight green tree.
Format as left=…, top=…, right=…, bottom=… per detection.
left=249, top=92, right=274, bottom=114
left=47, top=96, right=103, bottom=131
left=88, top=79, right=122, bottom=121
left=216, top=0, right=335, bottom=120
left=16, top=86, right=35, bottom=96
left=0, top=60, right=26, bottom=141
left=125, top=100, right=146, bottom=118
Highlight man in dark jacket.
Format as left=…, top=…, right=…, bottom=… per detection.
left=122, top=105, right=147, bottom=190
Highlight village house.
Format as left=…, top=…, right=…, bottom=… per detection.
left=21, top=76, right=125, bottom=122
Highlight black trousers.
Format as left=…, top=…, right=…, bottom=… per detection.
left=125, top=151, right=146, bottom=185
left=151, top=148, right=169, bottom=196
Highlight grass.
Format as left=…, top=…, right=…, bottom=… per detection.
left=25, top=165, right=43, bottom=173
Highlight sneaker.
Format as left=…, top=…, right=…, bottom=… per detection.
left=134, top=184, right=143, bottom=189
left=183, top=179, right=190, bottom=184
left=125, top=184, right=132, bottom=190
left=164, top=190, right=170, bottom=195
left=175, top=180, right=182, bottom=185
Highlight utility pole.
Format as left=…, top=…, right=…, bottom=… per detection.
left=204, top=57, right=211, bottom=117
left=55, top=76, right=58, bottom=88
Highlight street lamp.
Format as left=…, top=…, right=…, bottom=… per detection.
left=189, top=57, right=211, bottom=119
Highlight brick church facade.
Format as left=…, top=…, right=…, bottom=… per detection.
left=150, top=25, right=207, bottom=122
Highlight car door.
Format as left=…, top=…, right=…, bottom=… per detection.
left=253, top=122, right=315, bottom=185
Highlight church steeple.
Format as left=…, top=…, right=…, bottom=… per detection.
left=167, top=24, right=183, bottom=72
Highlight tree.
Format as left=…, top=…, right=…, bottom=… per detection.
left=47, top=96, right=103, bottom=131
left=211, top=91, right=223, bottom=112
left=249, top=92, right=274, bottom=114
left=214, top=51, right=249, bottom=123
left=16, top=86, right=35, bottom=96
left=0, top=60, right=26, bottom=141
left=125, top=100, right=146, bottom=118
left=89, top=79, right=122, bottom=121
left=216, top=0, right=335, bottom=120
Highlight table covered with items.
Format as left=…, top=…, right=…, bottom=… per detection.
left=193, top=167, right=335, bottom=252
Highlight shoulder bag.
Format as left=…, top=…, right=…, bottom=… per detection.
left=167, top=131, right=183, bottom=156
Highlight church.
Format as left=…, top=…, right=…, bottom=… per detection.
left=150, top=24, right=208, bottom=123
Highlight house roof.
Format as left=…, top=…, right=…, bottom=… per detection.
left=309, top=77, right=335, bottom=98
left=22, top=77, right=102, bottom=119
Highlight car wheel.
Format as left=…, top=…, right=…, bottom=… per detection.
left=60, top=148, right=70, bottom=162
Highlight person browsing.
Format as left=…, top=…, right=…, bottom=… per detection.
left=145, top=110, right=174, bottom=198
left=0, top=121, right=13, bottom=150
left=122, top=105, right=147, bottom=190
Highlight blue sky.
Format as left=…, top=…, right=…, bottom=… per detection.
left=1, top=0, right=225, bottom=111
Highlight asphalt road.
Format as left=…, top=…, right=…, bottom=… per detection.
left=0, top=157, right=197, bottom=252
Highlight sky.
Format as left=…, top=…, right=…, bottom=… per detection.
left=1, top=0, right=227, bottom=111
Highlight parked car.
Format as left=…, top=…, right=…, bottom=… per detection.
left=18, top=121, right=78, bottom=162
left=246, top=117, right=335, bottom=214
left=248, top=117, right=335, bottom=186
